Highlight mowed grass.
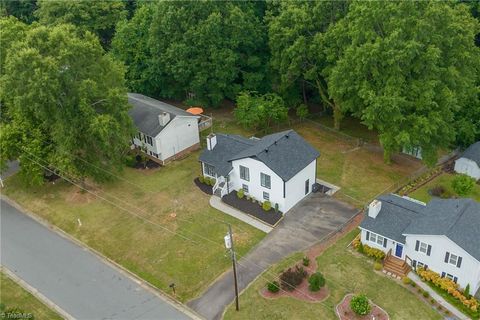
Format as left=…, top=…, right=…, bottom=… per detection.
left=0, top=272, right=62, bottom=320
left=224, top=231, right=442, bottom=320
left=3, top=155, right=264, bottom=302
left=409, top=173, right=480, bottom=203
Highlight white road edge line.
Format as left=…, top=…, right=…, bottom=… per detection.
left=1, top=266, right=75, bottom=320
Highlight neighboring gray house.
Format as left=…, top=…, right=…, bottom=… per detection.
left=199, top=130, right=320, bottom=213
left=128, top=93, right=200, bottom=165
left=454, top=141, right=480, bottom=180
left=360, top=194, right=480, bottom=294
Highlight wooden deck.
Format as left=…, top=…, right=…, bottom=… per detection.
left=383, top=249, right=411, bottom=277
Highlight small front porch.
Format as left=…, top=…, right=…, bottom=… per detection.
left=383, top=248, right=412, bottom=277
left=212, top=175, right=233, bottom=198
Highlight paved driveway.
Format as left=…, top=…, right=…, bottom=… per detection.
left=1, top=199, right=195, bottom=320
left=188, top=193, right=359, bottom=320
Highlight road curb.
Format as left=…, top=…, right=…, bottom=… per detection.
left=1, top=195, right=204, bottom=320
left=2, top=266, right=74, bottom=320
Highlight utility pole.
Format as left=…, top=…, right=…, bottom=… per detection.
left=225, top=224, right=239, bottom=311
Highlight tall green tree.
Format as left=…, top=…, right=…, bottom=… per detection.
left=0, top=23, right=134, bottom=185
left=35, top=0, right=126, bottom=48
left=113, top=0, right=268, bottom=107
left=267, top=1, right=348, bottom=129
left=325, top=1, right=480, bottom=165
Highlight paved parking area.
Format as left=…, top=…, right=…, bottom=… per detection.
left=188, top=192, right=360, bottom=320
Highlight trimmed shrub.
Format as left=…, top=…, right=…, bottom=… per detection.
left=279, top=266, right=307, bottom=291
left=267, top=281, right=280, bottom=293
left=125, top=154, right=137, bottom=167
left=210, top=178, right=217, bottom=186
left=262, top=201, right=272, bottom=211
left=411, top=281, right=417, bottom=288
left=362, top=245, right=385, bottom=260
left=199, top=176, right=205, bottom=184
left=204, top=177, right=211, bottom=185
left=423, top=290, right=430, bottom=298
left=237, top=189, right=245, bottom=199
left=430, top=298, right=436, bottom=304
left=350, top=294, right=371, bottom=316
left=373, top=262, right=382, bottom=271
left=308, top=272, right=325, bottom=292
left=451, top=174, right=475, bottom=196
left=302, top=256, right=310, bottom=267
left=465, top=284, right=471, bottom=299
left=402, top=277, right=411, bottom=285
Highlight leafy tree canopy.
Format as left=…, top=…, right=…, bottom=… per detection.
left=113, top=0, right=268, bottom=107
left=234, top=91, right=288, bottom=132
left=35, top=0, right=126, bottom=48
left=325, top=1, right=480, bottom=165
left=0, top=22, right=134, bottom=185
left=0, top=0, right=37, bottom=23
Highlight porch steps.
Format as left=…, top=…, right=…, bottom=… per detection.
left=383, top=255, right=411, bottom=277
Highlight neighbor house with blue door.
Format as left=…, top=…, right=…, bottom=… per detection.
left=359, top=194, right=480, bottom=295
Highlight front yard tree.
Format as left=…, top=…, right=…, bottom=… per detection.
left=267, top=1, right=348, bottom=129
left=0, top=24, right=134, bottom=185
left=325, top=1, right=480, bottom=165
left=35, top=0, right=126, bottom=48
left=234, top=91, right=288, bottom=132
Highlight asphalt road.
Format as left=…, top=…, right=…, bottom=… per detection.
left=1, top=199, right=193, bottom=320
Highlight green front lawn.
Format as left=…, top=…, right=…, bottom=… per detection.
left=3, top=155, right=264, bottom=302
left=0, top=272, right=62, bottom=320
left=224, top=231, right=442, bottom=320
left=409, top=173, right=480, bottom=203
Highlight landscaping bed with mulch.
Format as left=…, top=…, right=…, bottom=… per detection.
left=194, top=178, right=213, bottom=195
left=222, top=193, right=283, bottom=226
left=336, top=294, right=389, bottom=320
left=132, top=159, right=160, bottom=170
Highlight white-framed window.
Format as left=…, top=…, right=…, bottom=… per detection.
left=204, top=163, right=215, bottom=176
left=240, top=166, right=250, bottom=181
left=242, top=184, right=249, bottom=193
left=263, top=192, right=269, bottom=201
left=261, top=173, right=271, bottom=189
left=445, top=273, right=455, bottom=281
left=369, top=233, right=385, bottom=246
left=449, top=253, right=459, bottom=266
left=417, top=261, right=426, bottom=268
left=419, top=242, right=428, bottom=254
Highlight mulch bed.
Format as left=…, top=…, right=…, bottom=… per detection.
left=260, top=256, right=329, bottom=302
left=194, top=178, right=213, bottom=195
left=336, top=294, right=389, bottom=320
left=222, top=192, right=283, bottom=226
left=132, top=159, right=160, bottom=170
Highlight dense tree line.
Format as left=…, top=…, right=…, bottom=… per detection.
left=1, top=0, right=479, bottom=184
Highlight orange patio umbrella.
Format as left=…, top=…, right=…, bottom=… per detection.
left=186, top=107, right=204, bottom=115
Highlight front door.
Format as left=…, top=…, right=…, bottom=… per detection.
left=395, top=243, right=403, bottom=258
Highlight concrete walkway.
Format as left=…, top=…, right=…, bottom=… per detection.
left=188, top=193, right=359, bottom=320
left=210, top=196, right=272, bottom=233
left=409, top=272, right=469, bottom=320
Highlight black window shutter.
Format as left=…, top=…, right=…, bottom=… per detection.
left=383, top=238, right=387, bottom=248
left=366, top=231, right=370, bottom=241
left=427, top=245, right=432, bottom=256
left=444, top=252, right=450, bottom=263
left=412, top=260, right=417, bottom=269
left=415, top=240, right=420, bottom=251
left=425, top=265, right=428, bottom=270
left=457, top=257, right=462, bottom=268
left=453, top=277, right=458, bottom=283
left=441, top=272, right=446, bottom=278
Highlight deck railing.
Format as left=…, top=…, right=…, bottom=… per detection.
left=198, top=115, right=212, bottom=131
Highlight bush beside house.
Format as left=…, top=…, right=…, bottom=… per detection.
left=350, top=294, right=371, bottom=316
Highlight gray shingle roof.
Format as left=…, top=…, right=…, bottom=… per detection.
left=361, top=195, right=480, bottom=261
left=461, top=141, right=480, bottom=167
left=128, top=93, right=195, bottom=137
left=199, top=130, right=320, bottom=180
left=403, top=198, right=480, bottom=261
left=360, top=194, right=425, bottom=243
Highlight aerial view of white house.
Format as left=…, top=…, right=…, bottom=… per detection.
left=199, top=130, right=320, bottom=213
left=454, top=141, right=480, bottom=180
left=128, top=93, right=201, bottom=165
left=359, top=194, right=480, bottom=294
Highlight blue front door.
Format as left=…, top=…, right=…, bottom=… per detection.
left=395, top=243, right=403, bottom=258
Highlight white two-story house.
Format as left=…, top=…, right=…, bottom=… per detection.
left=359, top=194, right=480, bottom=295
left=199, top=130, right=320, bottom=213
left=128, top=93, right=200, bottom=165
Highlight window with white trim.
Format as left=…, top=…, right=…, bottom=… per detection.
left=240, top=166, right=250, bottom=181
left=419, top=241, right=428, bottom=254
left=417, top=261, right=426, bottom=269
left=204, top=164, right=215, bottom=176
left=242, top=184, right=249, bottom=193
left=263, top=192, right=269, bottom=201
left=369, top=233, right=385, bottom=246
left=449, top=253, right=459, bottom=266
left=260, top=173, right=271, bottom=189
left=445, top=273, right=455, bottom=281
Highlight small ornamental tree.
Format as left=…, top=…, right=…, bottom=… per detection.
left=262, top=201, right=272, bottom=211
left=267, top=281, right=280, bottom=293
left=451, top=174, right=475, bottom=196
left=350, top=294, right=371, bottom=316
left=308, top=272, right=325, bottom=292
